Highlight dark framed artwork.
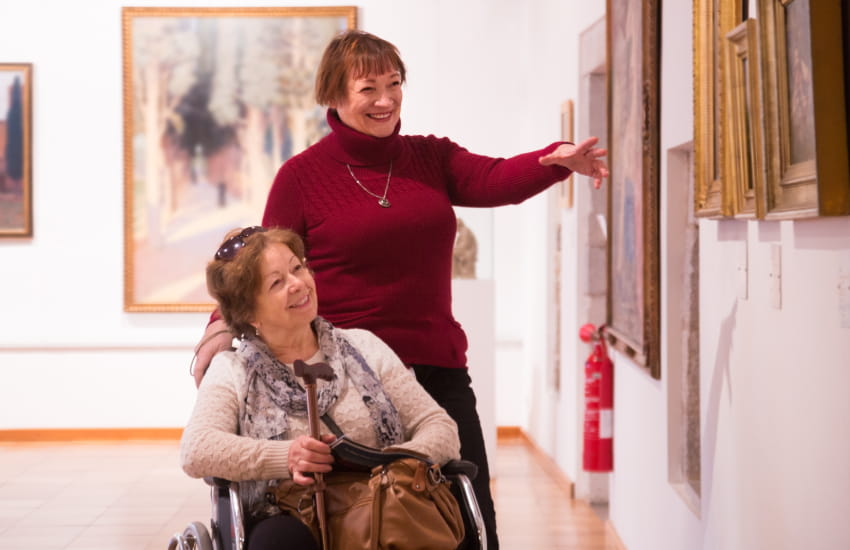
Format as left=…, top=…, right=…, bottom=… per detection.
left=606, top=0, right=661, bottom=379
left=0, top=63, right=33, bottom=238
left=757, top=0, right=849, bottom=218
left=122, top=7, right=357, bottom=311
left=845, top=0, right=850, bottom=148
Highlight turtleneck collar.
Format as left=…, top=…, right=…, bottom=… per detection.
left=323, top=109, right=403, bottom=166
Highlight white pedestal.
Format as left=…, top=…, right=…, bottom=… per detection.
left=451, top=279, right=497, bottom=471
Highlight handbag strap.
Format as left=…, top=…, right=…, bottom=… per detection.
left=370, top=470, right=383, bottom=550
left=321, top=413, right=344, bottom=437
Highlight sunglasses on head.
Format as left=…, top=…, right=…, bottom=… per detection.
left=215, top=226, right=267, bottom=261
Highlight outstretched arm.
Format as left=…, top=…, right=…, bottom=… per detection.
left=539, top=136, right=609, bottom=189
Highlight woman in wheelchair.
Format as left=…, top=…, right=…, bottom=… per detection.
left=180, top=227, right=462, bottom=550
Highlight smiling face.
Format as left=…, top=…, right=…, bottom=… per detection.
left=332, top=69, right=403, bottom=138
left=250, top=243, right=318, bottom=337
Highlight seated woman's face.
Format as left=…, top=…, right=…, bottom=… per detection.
left=250, top=243, right=318, bottom=336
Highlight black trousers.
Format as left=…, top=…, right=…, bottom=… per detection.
left=247, top=514, right=318, bottom=550
left=412, top=364, right=499, bottom=550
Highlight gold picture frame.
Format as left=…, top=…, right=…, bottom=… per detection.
left=558, top=99, right=574, bottom=209
left=724, top=19, right=765, bottom=218
left=758, top=0, right=849, bottom=218
left=693, top=0, right=741, bottom=218
left=0, top=63, right=33, bottom=238
left=606, top=0, right=661, bottom=379
left=122, top=6, right=357, bottom=312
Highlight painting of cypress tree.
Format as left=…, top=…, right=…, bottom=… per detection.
left=0, top=63, right=32, bottom=237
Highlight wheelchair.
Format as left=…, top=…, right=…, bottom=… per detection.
left=167, top=459, right=487, bottom=550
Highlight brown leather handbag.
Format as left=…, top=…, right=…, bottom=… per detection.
left=272, top=457, right=465, bottom=550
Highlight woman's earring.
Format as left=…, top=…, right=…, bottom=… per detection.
left=255, top=326, right=260, bottom=337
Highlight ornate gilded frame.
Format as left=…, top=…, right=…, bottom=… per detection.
left=122, top=7, right=357, bottom=311
left=758, top=0, right=849, bottom=218
left=694, top=0, right=740, bottom=217
left=724, top=19, right=765, bottom=218
left=606, top=0, right=661, bottom=379
left=558, top=99, right=575, bottom=209
left=0, top=63, right=33, bottom=238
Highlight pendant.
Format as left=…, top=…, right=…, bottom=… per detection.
left=378, top=198, right=391, bottom=208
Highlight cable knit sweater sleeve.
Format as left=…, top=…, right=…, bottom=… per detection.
left=180, top=352, right=292, bottom=482
left=426, top=137, right=572, bottom=207
left=181, top=328, right=460, bottom=480
left=341, top=328, right=461, bottom=465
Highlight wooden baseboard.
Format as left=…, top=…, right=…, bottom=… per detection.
left=496, top=425, right=524, bottom=440
left=606, top=519, right=627, bottom=550
left=0, top=428, right=183, bottom=442
left=496, top=425, right=575, bottom=498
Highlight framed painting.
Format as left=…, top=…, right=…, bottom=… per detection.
left=693, top=0, right=741, bottom=218
left=558, top=99, right=574, bottom=209
left=122, top=7, right=357, bottom=311
left=0, top=63, right=32, bottom=238
left=606, top=0, right=661, bottom=378
left=757, top=0, right=849, bottom=218
left=845, top=1, right=850, bottom=146
left=724, top=19, right=765, bottom=218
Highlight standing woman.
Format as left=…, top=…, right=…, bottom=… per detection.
left=192, top=30, right=608, bottom=549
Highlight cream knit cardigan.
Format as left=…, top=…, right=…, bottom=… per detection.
left=180, top=327, right=460, bottom=483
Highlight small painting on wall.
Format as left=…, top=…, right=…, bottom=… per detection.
left=0, top=63, right=33, bottom=238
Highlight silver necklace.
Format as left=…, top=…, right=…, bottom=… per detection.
left=346, top=162, right=392, bottom=208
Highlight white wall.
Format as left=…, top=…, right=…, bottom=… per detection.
left=0, top=0, right=575, bottom=430
left=604, top=2, right=850, bottom=550
left=470, top=1, right=850, bottom=549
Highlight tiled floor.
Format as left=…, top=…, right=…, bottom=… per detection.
left=0, top=442, right=207, bottom=550
left=0, top=439, right=616, bottom=549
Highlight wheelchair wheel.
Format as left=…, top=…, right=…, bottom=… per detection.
left=183, top=521, right=213, bottom=550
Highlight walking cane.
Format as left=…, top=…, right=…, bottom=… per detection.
left=294, top=359, right=335, bottom=550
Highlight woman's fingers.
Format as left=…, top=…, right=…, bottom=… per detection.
left=300, top=448, right=335, bottom=466
left=292, top=470, right=317, bottom=486
left=288, top=435, right=335, bottom=486
left=291, top=460, right=333, bottom=487
left=539, top=139, right=607, bottom=167
left=572, top=136, right=599, bottom=154
left=299, top=436, right=334, bottom=460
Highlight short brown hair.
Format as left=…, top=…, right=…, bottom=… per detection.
left=315, top=30, right=407, bottom=107
left=206, top=227, right=307, bottom=337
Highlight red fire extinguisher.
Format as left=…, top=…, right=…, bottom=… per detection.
left=579, top=323, right=613, bottom=472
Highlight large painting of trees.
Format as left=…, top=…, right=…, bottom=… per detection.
left=122, top=8, right=355, bottom=310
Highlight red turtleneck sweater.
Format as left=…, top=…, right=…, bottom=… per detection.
left=262, top=110, right=571, bottom=369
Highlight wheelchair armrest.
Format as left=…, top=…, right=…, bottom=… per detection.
left=204, top=476, right=234, bottom=488
left=442, top=459, right=478, bottom=480
left=202, top=477, right=247, bottom=550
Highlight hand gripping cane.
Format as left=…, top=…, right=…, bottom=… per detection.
left=293, top=359, right=335, bottom=550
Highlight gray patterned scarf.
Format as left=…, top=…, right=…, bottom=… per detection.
left=237, top=316, right=404, bottom=516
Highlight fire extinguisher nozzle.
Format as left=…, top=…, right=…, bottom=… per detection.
left=579, top=323, right=597, bottom=343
